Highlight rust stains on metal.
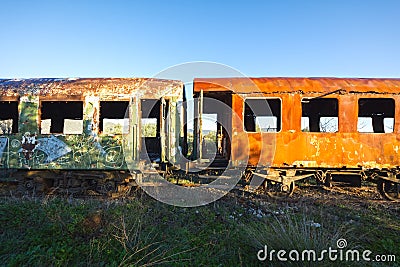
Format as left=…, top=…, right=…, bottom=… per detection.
left=198, top=78, right=400, bottom=170
left=194, top=77, right=400, bottom=94
left=0, top=78, right=184, bottom=98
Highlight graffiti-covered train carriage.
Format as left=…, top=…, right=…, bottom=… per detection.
left=0, top=78, right=184, bottom=195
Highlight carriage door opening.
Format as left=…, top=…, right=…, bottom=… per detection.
left=140, top=99, right=168, bottom=163
left=197, top=92, right=232, bottom=165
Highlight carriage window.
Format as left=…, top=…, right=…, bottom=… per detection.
left=99, top=101, right=129, bottom=134
left=358, top=98, right=394, bottom=133
left=301, top=98, right=338, bottom=132
left=0, top=101, right=18, bottom=134
left=244, top=99, right=281, bottom=132
left=141, top=99, right=160, bottom=137
left=41, top=101, right=83, bottom=134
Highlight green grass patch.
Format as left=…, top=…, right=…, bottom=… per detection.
left=0, top=192, right=398, bottom=266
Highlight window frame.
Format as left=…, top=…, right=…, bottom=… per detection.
left=39, top=100, right=84, bottom=135
left=99, top=100, right=130, bottom=135
left=300, top=97, right=339, bottom=133
left=0, top=100, right=19, bottom=134
left=243, top=97, right=282, bottom=133
left=357, top=97, right=395, bottom=134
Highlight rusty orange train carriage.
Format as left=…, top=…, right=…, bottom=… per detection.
left=193, top=77, right=400, bottom=200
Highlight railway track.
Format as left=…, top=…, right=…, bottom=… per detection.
left=0, top=170, right=397, bottom=207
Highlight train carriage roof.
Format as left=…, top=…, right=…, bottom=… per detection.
left=0, top=78, right=184, bottom=98
left=193, top=77, right=400, bottom=94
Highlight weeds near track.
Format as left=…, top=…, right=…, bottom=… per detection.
left=0, top=191, right=398, bottom=266
left=245, top=211, right=361, bottom=266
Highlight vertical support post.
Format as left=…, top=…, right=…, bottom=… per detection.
left=394, top=96, right=400, bottom=134
left=160, top=97, right=166, bottom=163
left=169, top=99, right=179, bottom=164
left=339, top=95, right=357, bottom=133
left=83, top=96, right=99, bottom=135
left=198, top=90, right=203, bottom=159
left=129, top=96, right=139, bottom=164
left=19, top=95, right=39, bottom=134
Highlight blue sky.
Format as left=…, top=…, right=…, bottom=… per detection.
left=0, top=0, right=399, bottom=78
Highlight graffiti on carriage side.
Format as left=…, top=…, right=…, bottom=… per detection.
left=14, top=134, right=125, bottom=169
left=36, top=135, right=72, bottom=163
left=0, top=137, right=8, bottom=167
left=102, top=145, right=124, bottom=168
left=21, top=132, right=38, bottom=160
left=65, top=134, right=124, bottom=168
left=67, top=136, right=124, bottom=169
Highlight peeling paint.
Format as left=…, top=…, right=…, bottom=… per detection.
left=195, top=77, right=400, bottom=170
left=0, top=78, right=184, bottom=98
left=0, top=78, right=184, bottom=171
left=194, top=77, right=400, bottom=94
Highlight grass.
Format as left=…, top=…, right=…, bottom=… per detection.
left=0, top=189, right=399, bottom=266
left=245, top=212, right=357, bottom=266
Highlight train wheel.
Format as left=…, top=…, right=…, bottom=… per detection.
left=24, top=180, right=35, bottom=191
left=16, top=179, right=37, bottom=196
left=377, top=179, right=400, bottom=201
left=263, top=180, right=295, bottom=199
left=96, top=180, right=116, bottom=195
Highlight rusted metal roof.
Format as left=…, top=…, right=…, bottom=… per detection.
left=0, top=78, right=184, bottom=98
left=194, top=77, right=400, bottom=94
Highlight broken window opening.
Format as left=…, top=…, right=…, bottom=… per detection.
left=141, top=99, right=162, bottom=162
left=357, top=98, right=394, bottom=133
left=201, top=113, right=218, bottom=157
left=99, top=101, right=129, bottom=134
left=41, top=101, right=83, bottom=134
left=301, top=98, right=338, bottom=133
left=244, top=98, right=281, bottom=132
left=0, top=101, right=18, bottom=134
left=141, top=99, right=160, bottom=137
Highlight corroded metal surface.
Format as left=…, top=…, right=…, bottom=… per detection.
left=194, top=77, right=400, bottom=170
left=194, top=77, right=400, bottom=94
left=0, top=78, right=183, bottom=98
left=0, top=78, right=184, bottom=171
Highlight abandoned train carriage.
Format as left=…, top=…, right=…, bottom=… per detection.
left=0, top=78, right=185, bottom=193
left=1, top=76, right=399, bottom=200
left=193, top=77, right=400, bottom=200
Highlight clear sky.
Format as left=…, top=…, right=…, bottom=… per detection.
left=1, top=0, right=399, bottom=78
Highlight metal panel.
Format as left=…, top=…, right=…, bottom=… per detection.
left=230, top=91, right=400, bottom=170
left=160, top=97, right=166, bottom=163
left=0, top=78, right=184, bottom=170
left=198, top=90, right=204, bottom=159
left=194, top=77, right=400, bottom=94
left=130, top=96, right=140, bottom=163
